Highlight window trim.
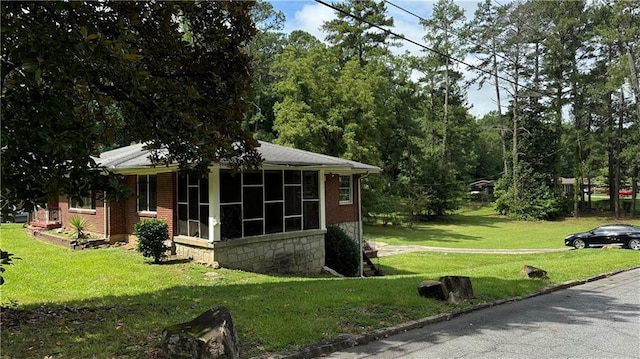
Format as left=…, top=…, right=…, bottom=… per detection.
left=137, top=174, right=158, bottom=213
left=339, top=175, right=353, bottom=205
left=69, top=193, right=96, bottom=211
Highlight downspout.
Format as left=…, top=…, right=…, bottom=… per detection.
left=103, top=191, right=109, bottom=241
left=358, top=172, right=370, bottom=278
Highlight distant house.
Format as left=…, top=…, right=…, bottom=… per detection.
left=470, top=180, right=495, bottom=197
left=561, top=177, right=596, bottom=196
left=37, top=142, right=380, bottom=274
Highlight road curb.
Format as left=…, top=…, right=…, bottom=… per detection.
left=253, top=265, right=640, bottom=359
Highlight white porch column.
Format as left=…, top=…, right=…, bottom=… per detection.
left=208, top=167, right=221, bottom=242
left=319, top=169, right=326, bottom=230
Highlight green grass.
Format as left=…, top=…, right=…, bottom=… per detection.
left=364, top=205, right=640, bottom=249
left=2, top=208, right=640, bottom=358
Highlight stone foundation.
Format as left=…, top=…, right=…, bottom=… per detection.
left=173, top=230, right=326, bottom=274
left=173, top=236, right=215, bottom=264
left=214, top=230, right=326, bottom=274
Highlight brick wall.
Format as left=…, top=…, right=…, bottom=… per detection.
left=108, top=173, right=175, bottom=243
left=59, top=195, right=106, bottom=236
left=325, top=174, right=360, bottom=224
left=54, top=172, right=178, bottom=244
left=156, top=172, right=175, bottom=239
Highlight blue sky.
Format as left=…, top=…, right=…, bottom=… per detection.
left=268, top=1, right=498, bottom=117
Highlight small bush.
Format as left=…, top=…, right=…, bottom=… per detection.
left=134, top=219, right=170, bottom=263
left=324, top=225, right=360, bottom=277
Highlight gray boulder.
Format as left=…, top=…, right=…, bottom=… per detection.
left=162, top=306, right=240, bottom=359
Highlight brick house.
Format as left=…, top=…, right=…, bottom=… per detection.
left=52, top=141, right=380, bottom=274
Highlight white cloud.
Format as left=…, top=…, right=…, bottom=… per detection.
left=287, top=3, right=337, bottom=41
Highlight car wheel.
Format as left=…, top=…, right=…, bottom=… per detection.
left=573, top=239, right=586, bottom=249
left=628, top=239, right=640, bottom=251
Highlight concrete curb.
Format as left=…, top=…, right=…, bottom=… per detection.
left=253, top=265, right=640, bottom=359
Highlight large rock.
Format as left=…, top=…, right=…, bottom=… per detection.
left=439, top=276, right=474, bottom=304
left=162, top=306, right=240, bottom=359
left=521, top=265, right=548, bottom=279
left=418, top=280, right=446, bottom=300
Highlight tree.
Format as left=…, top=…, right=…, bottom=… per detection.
left=1, top=1, right=259, bottom=215
left=244, top=1, right=287, bottom=140
left=321, top=0, right=397, bottom=66
left=468, top=0, right=510, bottom=175
left=474, top=112, right=505, bottom=180
left=420, top=0, right=467, bottom=163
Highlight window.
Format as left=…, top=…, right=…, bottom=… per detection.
left=220, top=169, right=319, bottom=240
left=70, top=194, right=95, bottom=210
left=137, top=175, right=157, bottom=212
left=177, top=173, right=209, bottom=239
left=339, top=175, right=352, bottom=204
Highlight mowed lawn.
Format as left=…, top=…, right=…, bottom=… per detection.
left=1, top=208, right=639, bottom=358
left=365, top=205, right=640, bottom=249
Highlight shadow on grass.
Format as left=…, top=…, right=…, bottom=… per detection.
left=0, top=272, right=561, bottom=359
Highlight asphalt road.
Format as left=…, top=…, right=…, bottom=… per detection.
left=323, top=268, right=640, bottom=359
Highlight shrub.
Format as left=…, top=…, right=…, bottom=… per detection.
left=69, top=215, right=92, bottom=240
left=324, top=225, right=360, bottom=277
left=134, top=219, right=170, bottom=263
left=0, top=249, right=16, bottom=285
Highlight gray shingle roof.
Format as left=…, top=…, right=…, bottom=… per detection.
left=95, top=141, right=381, bottom=173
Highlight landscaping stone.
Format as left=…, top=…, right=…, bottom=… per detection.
left=439, top=276, right=474, bottom=304
left=521, top=265, right=548, bottom=279
left=417, top=280, right=446, bottom=300
left=162, top=306, right=239, bottom=359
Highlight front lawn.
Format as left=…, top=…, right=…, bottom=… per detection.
left=364, top=205, right=640, bottom=249
left=1, top=213, right=639, bottom=358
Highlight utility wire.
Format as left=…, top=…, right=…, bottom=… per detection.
left=314, top=0, right=548, bottom=98
left=382, top=0, right=519, bottom=70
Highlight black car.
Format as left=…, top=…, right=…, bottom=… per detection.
left=564, top=224, right=640, bottom=250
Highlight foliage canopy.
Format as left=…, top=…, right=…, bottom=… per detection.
left=1, top=1, right=260, bottom=214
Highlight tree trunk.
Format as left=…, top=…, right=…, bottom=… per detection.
left=493, top=49, right=508, bottom=176
left=614, top=88, right=625, bottom=218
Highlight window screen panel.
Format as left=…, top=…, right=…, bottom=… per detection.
left=303, top=201, right=320, bottom=230
left=178, top=204, right=188, bottom=236
left=303, top=171, right=318, bottom=199
left=244, top=220, right=263, bottom=237
left=284, top=170, right=301, bottom=184
left=220, top=171, right=241, bottom=203
left=285, top=186, right=301, bottom=216
left=285, top=217, right=302, bottom=232
left=200, top=205, right=209, bottom=239
left=221, top=204, right=242, bottom=239
left=188, top=187, right=199, bottom=220
left=265, top=203, right=283, bottom=234
left=243, top=187, right=263, bottom=219
left=178, top=174, right=187, bottom=203
left=243, top=171, right=263, bottom=185
left=264, top=171, right=283, bottom=201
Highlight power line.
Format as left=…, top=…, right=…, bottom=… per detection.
left=314, top=0, right=548, bottom=98
left=382, top=0, right=519, bottom=71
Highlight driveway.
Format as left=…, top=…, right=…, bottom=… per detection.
left=368, top=241, right=571, bottom=256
